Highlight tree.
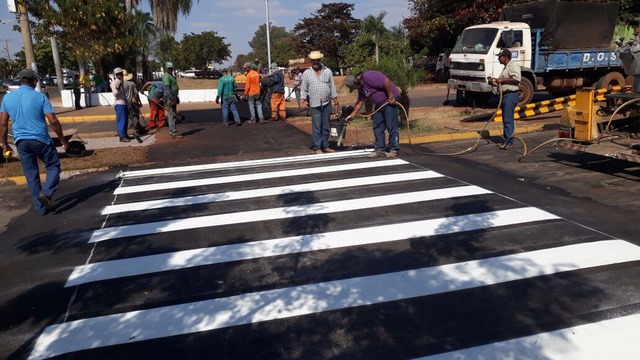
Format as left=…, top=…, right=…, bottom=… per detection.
left=248, top=24, right=295, bottom=67
left=130, top=10, right=157, bottom=80
left=153, top=34, right=180, bottom=68
left=148, top=0, right=193, bottom=34
left=179, top=31, right=231, bottom=72
left=362, top=11, right=388, bottom=64
left=292, top=2, right=361, bottom=70
left=14, top=41, right=75, bottom=76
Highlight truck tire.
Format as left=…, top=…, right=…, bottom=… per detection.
left=597, top=72, right=625, bottom=90
left=518, top=77, right=534, bottom=106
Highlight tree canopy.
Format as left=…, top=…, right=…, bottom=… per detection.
left=247, top=24, right=295, bottom=67
left=179, top=31, right=231, bottom=71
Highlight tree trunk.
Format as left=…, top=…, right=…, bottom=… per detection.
left=375, top=43, right=379, bottom=64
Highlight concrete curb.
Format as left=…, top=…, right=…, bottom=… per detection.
left=58, top=113, right=151, bottom=123
left=1, top=167, right=111, bottom=186
left=400, top=124, right=545, bottom=144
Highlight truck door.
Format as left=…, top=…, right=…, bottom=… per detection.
left=498, top=30, right=526, bottom=67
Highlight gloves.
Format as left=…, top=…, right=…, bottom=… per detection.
left=215, top=96, right=220, bottom=104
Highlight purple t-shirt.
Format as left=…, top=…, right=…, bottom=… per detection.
left=357, top=70, right=400, bottom=106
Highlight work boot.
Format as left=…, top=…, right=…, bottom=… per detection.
left=368, top=150, right=386, bottom=158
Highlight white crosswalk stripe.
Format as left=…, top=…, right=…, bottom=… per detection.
left=29, top=153, right=640, bottom=359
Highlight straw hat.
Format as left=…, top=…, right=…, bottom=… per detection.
left=122, top=70, right=133, bottom=81
left=308, top=51, right=324, bottom=60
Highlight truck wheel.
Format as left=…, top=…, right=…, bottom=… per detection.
left=597, top=72, right=625, bottom=90
left=518, top=78, right=534, bottom=106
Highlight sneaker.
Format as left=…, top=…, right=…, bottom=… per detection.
left=386, top=150, right=398, bottom=158
left=323, top=147, right=335, bottom=153
left=38, top=194, right=55, bottom=212
left=170, top=133, right=183, bottom=139
left=223, top=123, right=230, bottom=127
left=259, top=119, right=269, bottom=124
left=314, top=149, right=324, bottom=154
left=119, top=137, right=131, bottom=142
left=247, top=120, right=256, bottom=124
left=235, top=122, right=242, bottom=126
left=368, top=150, right=386, bottom=158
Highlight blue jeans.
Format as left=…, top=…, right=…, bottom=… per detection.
left=501, top=92, right=518, bottom=144
left=114, top=104, right=129, bottom=138
left=248, top=95, right=264, bottom=121
left=310, top=102, right=332, bottom=150
left=222, top=98, right=241, bottom=124
left=166, top=103, right=178, bottom=135
left=372, top=102, right=400, bottom=152
left=16, top=139, right=61, bottom=215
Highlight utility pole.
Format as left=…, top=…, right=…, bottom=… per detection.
left=17, top=1, right=36, bottom=68
left=265, top=0, right=272, bottom=74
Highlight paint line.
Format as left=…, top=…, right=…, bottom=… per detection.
left=118, top=150, right=374, bottom=179
left=68, top=207, right=559, bottom=286
left=103, top=171, right=443, bottom=215
left=90, top=186, right=491, bottom=243
left=114, top=158, right=408, bottom=195
left=413, top=312, right=640, bottom=360
left=31, top=240, right=640, bottom=359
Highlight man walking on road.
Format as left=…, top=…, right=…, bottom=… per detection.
left=345, top=70, right=401, bottom=158
left=300, top=50, right=339, bottom=154
left=0, top=69, right=70, bottom=215
left=216, top=69, right=242, bottom=126
left=490, top=48, right=521, bottom=149
left=244, top=62, right=266, bottom=124
left=163, top=62, right=182, bottom=138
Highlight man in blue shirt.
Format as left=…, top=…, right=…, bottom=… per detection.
left=269, top=63, right=286, bottom=121
left=0, top=69, right=70, bottom=215
left=215, top=69, right=242, bottom=126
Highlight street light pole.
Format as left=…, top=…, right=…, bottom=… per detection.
left=265, top=0, right=272, bottom=74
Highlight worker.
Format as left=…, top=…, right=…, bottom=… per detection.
left=489, top=48, right=521, bottom=149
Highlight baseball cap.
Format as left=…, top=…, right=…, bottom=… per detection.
left=113, top=67, right=124, bottom=75
left=165, top=62, right=174, bottom=68
left=270, top=62, right=278, bottom=69
left=344, top=75, right=358, bottom=91
left=17, top=69, right=38, bottom=80
left=497, top=48, right=512, bottom=59
left=243, top=62, right=252, bottom=68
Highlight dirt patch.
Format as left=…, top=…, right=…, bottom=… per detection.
left=0, top=147, right=148, bottom=178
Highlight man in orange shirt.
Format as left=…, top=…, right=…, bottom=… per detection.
left=243, top=62, right=267, bottom=124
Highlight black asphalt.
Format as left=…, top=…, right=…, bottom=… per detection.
left=2, top=113, right=640, bottom=359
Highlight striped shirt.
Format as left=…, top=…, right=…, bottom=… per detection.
left=300, top=65, right=337, bottom=107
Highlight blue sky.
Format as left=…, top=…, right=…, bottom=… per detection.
left=1, top=1, right=410, bottom=68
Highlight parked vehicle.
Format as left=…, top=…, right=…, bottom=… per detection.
left=447, top=0, right=624, bottom=105
left=179, top=70, right=197, bottom=78
left=435, top=51, right=451, bottom=83
left=7, top=79, right=21, bottom=91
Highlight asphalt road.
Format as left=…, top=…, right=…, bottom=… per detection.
left=3, top=116, right=640, bottom=359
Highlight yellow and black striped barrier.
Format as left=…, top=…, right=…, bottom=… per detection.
left=492, top=85, right=629, bottom=122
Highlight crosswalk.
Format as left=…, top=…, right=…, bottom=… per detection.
left=29, top=151, right=640, bottom=359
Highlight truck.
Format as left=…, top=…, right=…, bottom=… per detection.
left=447, top=0, right=624, bottom=106
left=435, top=50, right=451, bottom=83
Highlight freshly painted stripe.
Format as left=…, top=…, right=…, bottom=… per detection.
left=103, top=171, right=443, bottom=215
left=414, top=312, right=640, bottom=360
left=118, top=150, right=374, bottom=179
left=90, top=186, right=491, bottom=243
left=114, top=159, right=408, bottom=195
left=30, top=240, right=640, bottom=359
left=68, top=207, right=559, bottom=286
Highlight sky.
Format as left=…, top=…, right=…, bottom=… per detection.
left=0, top=0, right=410, bottom=68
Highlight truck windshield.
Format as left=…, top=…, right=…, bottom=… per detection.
left=452, top=28, right=499, bottom=54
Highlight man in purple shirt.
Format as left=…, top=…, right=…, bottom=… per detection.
left=345, top=71, right=401, bottom=158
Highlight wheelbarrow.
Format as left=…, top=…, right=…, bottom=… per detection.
left=48, top=128, right=87, bottom=157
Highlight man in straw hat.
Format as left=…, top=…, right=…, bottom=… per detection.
left=122, top=70, right=144, bottom=136
left=300, top=50, right=339, bottom=154
left=110, top=67, right=130, bottom=142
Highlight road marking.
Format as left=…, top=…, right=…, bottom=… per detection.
left=113, top=159, right=408, bottom=195
left=90, top=186, right=491, bottom=243
left=103, top=171, right=443, bottom=215
left=413, top=312, right=640, bottom=360
left=68, top=207, right=559, bottom=286
left=118, top=150, right=374, bottom=179
left=31, top=240, right=640, bottom=359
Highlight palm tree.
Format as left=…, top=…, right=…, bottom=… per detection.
left=130, top=10, right=157, bottom=80
left=149, top=0, right=194, bottom=34
left=362, top=11, right=388, bottom=64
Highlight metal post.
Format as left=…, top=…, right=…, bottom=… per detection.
left=265, top=0, right=272, bottom=74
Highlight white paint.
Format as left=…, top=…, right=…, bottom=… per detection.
left=113, top=159, right=406, bottom=195
left=90, top=186, right=491, bottom=243
left=68, top=207, right=558, bottom=286
left=414, top=312, right=640, bottom=360
left=31, top=240, right=640, bottom=359
left=118, top=150, right=375, bottom=179
left=102, top=171, right=443, bottom=215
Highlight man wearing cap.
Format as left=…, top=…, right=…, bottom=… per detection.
left=163, top=62, right=182, bottom=138
left=122, top=70, right=144, bottom=136
left=490, top=48, right=521, bottom=149
left=300, top=50, right=339, bottom=154
left=141, top=80, right=165, bottom=129
left=344, top=70, right=400, bottom=158
left=243, top=62, right=266, bottom=124
left=0, top=68, right=70, bottom=215
left=253, top=58, right=263, bottom=74
left=269, top=62, right=286, bottom=121
left=111, top=67, right=130, bottom=142
left=216, top=69, right=242, bottom=126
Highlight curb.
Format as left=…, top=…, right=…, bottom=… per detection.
left=58, top=112, right=152, bottom=123
left=400, top=124, right=545, bottom=144
left=1, top=167, right=111, bottom=186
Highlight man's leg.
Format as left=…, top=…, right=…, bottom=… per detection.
left=230, top=100, right=241, bottom=124
left=115, top=105, right=128, bottom=139
left=84, top=89, right=92, bottom=107
left=148, top=101, right=157, bottom=128
left=222, top=99, right=230, bottom=125
left=168, top=104, right=178, bottom=135
left=310, top=106, right=323, bottom=151
left=502, top=92, right=518, bottom=145
left=16, top=140, right=47, bottom=214
left=320, top=103, right=332, bottom=149
left=255, top=96, right=265, bottom=122
left=38, top=141, right=62, bottom=204
left=275, top=92, right=286, bottom=119
left=383, top=103, right=400, bottom=154
left=247, top=95, right=257, bottom=122
left=371, top=108, right=387, bottom=152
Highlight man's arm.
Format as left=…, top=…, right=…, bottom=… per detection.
left=383, top=77, right=397, bottom=105
left=0, top=112, right=10, bottom=154
left=345, top=98, right=365, bottom=122
left=300, top=72, right=309, bottom=108
left=45, top=113, right=69, bottom=149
